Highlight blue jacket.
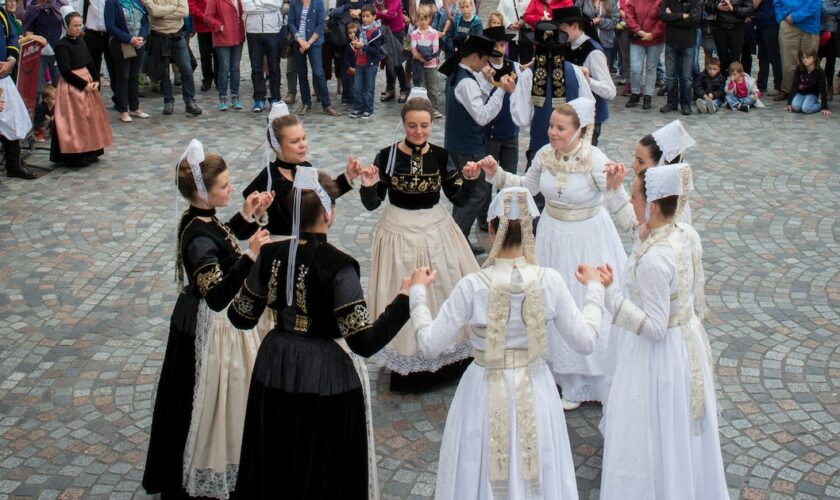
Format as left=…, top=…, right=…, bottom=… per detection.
left=821, top=0, right=840, bottom=32
left=104, top=0, right=150, bottom=44
left=332, top=0, right=372, bottom=16
left=773, top=0, right=822, bottom=33
left=288, top=0, right=326, bottom=47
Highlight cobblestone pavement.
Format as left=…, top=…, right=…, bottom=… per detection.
left=0, top=35, right=839, bottom=500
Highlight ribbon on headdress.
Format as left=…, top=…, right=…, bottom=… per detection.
left=264, top=102, right=291, bottom=192
left=174, top=139, right=207, bottom=287
left=484, top=187, right=540, bottom=268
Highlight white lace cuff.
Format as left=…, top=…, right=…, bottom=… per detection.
left=581, top=282, right=605, bottom=335
left=612, top=297, right=646, bottom=336
left=409, top=284, right=433, bottom=333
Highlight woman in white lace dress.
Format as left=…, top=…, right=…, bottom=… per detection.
left=600, top=164, right=728, bottom=499
left=477, top=98, right=626, bottom=409
left=408, top=187, right=610, bottom=499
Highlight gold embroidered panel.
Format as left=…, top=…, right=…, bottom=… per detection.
left=195, top=264, right=223, bottom=296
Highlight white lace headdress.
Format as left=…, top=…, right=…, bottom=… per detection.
left=651, top=120, right=696, bottom=165
left=385, top=87, right=431, bottom=176
left=643, top=163, right=693, bottom=221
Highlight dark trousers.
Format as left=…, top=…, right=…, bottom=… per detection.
left=740, top=20, right=756, bottom=75
left=479, top=137, right=518, bottom=221
left=321, top=42, right=343, bottom=82
left=247, top=32, right=282, bottom=101
left=450, top=151, right=490, bottom=239
left=591, top=122, right=603, bottom=147
left=755, top=23, right=782, bottom=91
left=197, top=31, right=217, bottom=87
left=109, top=40, right=145, bottom=112
left=385, top=31, right=408, bottom=93
left=1, top=136, right=21, bottom=172
left=665, top=45, right=696, bottom=108
left=818, top=32, right=838, bottom=88
left=84, top=29, right=116, bottom=103
left=713, top=23, right=745, bottom=73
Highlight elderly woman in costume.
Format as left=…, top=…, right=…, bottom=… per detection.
left=604, top=119, right=697, bottom=237
left=240, top=102, right=362, bottom=237
left=143, top=140, right=274, bottom=499
left=50, top=12, right=112, bottom=166
left=477, top=97, right=626, bottom=410
left=408, top=187, right=610, bottom=499
left=599, top=163, right=727, bottom=499
left=228, top=168, right=414, bottom=498
left=358, top=92, right=482, bottom=392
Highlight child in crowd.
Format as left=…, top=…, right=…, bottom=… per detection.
left=487, top=11, right=516, bottom=59
left=34, top=85, right=56, bottom=142
left=785, top=47, right=831, bottom=117
left=410, top=5, right=443, bottom=117
left=724, top=61, right=760, bottom=112
left=693, top=56, right=726, bottom=113
left=342, top=22, right=360, bottom=109
left=443, top=0, right=482, bottom=56
left=350, top=5, right=384, bottom=119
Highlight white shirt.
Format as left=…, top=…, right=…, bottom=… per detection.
left=454, top=63, right=505, bottom=127
left=571, top=33, right=616, bottom=100
left=85, top=0, right=107, bottom=31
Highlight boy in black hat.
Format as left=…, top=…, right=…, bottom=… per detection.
left=554, top=6, right=616, bottom=145
left=441, top=34, right=515, bottom=254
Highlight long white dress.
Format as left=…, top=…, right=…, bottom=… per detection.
left=488, top=145, right=626, bottom=403
left=409, top=257, right=605, bottom=499
left=600, top=223, right=728, bottom=500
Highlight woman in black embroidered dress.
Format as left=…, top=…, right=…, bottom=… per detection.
left=229, top=172, right=411, bottom=499
left=358, top=97, right=481, bottom=392
left=143, top=149, right=273, bottom=499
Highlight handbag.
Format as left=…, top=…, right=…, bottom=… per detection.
left=279, top=25, right=295, bottom=58
left=121, top=43, right=137, bottom=59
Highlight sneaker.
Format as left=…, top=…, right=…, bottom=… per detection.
left=681, top=105, right=692, bottom=116
left=739, top=104, right=750, bottom=113
left=34, top=127, right=45, bottom=142
left=186, top=101, right=203, bottom=115
left=659, top=104, right=677, bottom=113
left=130, top=110, right=150, bottom=118
left=349, top=110, right=361, bottom=118
left=217, top=98, right=228, bottom=111
left=252, top=100, right=265, bottom=113
left=731, top=102, right=741, bottom=111
left=625, top=94, right=640, bottom=108
left=360, top=112, right=373, bottom=119
left=163, top=102, right=174, bottom=115
left=642, top=95, right=652, bottom=110
left=696, top=98, right=708, bottom=114
left=231, top=96, right=243, bottom=110
left=270, top=99, right=282, bottom=109
left=200, top=81, right=212, bottom=91
left=657, top=86, right=668, bottom=96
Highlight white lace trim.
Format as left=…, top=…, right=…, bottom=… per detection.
left=184, top=463, right=239, bottom=499
left=371, top=339, right=473, bottom=375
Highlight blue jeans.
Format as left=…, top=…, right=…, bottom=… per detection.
left=693, top=28, right=702, bottom=77
left=790, top=93, right=820, bottom=113
left=161, top=34, right=196, bottom=104
left=665, top=45, right=695, bottom=108
left=215, top=44, right=243, bottom=98
left=294, top=43, right=331, bottom=108
left=247, top=33, right=282, bottom=101
left=630, top=43, right=664, bottom=95
left=708, top=98, right=722, bottom=111
left=725, top=94, right=756, bottom=108
left=353, top=64, right=376, bottom=114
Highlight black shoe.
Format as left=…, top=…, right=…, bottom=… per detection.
left=477, top=218, right=488, bottom=232
left=380, top=90, right=395, bottom=102
left=660, top=104, right=677, bottom=113
left=655, top=79, right=664, bottom=87
left=185, top=101, right=203, bottom=115
left=642, top=95, right=652, bottom=110
left=657, top=86, right=668, bottom=96
left=468, top=242, right=486, bottom=256
left=625, top=94, right=640, bottom=108
left=200, top=81, right=212, bottom=91
left=7, top=165, right=37, bottom=179
left=681, top=105, right=692, bottom=115
left=163, top=102, right=174, bottom=115
left=739, top=104, right=750, bottom=113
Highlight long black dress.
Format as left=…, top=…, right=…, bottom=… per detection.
left=228, top=233, right=409, bottom=499
left=241, top=159, right=353, bottom=236
left=142, top=206, right=257, bottom=498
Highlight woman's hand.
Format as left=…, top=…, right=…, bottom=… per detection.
left=345, top=156, right=363, bottom=180
left=604, top=161, right=627, bottom=191
left=360, top=164, right=380, bottom=187
left=248, top=229, right=272, bottom=257
left=477, top=155, right=499, bottom=177
left=575, top=264, right=601, bottom=285
left=411, top=267, right=437, bottom=286
left=784, top=104, right=792, bottom=112
left=131, top=36, right=144, bottom=48
left=399, top=277, right=411, bottom=295
left=242, top=191, right=263, bottom=220
left=254, top=191, right=275, bottom=218
left=597, top=263, right=614, bottom=287
left=299, top=39, right=311, bottom=52
left=821, top=109, right=832, bottom=117
left=462, top=162, right=480, bottom=180
left=85, top=81, right=99, bottom=92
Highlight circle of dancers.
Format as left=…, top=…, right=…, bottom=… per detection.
left=142, top=29, right=729, bottom=500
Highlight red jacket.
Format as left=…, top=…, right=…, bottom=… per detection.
left=625, top=0, right=665, bottom=46
left=189, top=0, right=212, bottom=33
left=522, top=0, right=572, bottom=28
left=205, top=0, right=245, bottom=46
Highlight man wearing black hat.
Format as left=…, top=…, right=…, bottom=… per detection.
left=441, top=34, right=516, bottom=255
left=554, top=6, right=616, bottom=146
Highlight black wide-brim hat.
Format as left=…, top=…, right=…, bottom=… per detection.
left=552, top=6, right=590, bottom=25
left=522, top=21, right=569, bottom=48
left=483, top=26, right=516, bottom=43
left=439, top=34, right=503, bottom=76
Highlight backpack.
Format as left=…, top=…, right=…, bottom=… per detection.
left=328, top=10, right=353, bottom=47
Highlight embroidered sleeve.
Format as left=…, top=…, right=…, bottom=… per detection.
left=187, top=235, right=255, bottom=311
left=604, top=186, right=639, bottom=234
left=226, top=211, right=259, bottom=240
left=228, top=254, right=270, bottom=329
left=333, top=266, right=410, bottom=357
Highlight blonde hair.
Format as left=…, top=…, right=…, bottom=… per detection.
left=488, top=10, right=505, bottom=26
left=457, top=0, right=473, bottom=8
left=417, top=3, right=435, bottom=19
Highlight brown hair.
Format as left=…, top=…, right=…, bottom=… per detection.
left=361, top=4, right=376, bottom=16
left=488, top=219, right=528, bottom=250
left=42, top=85, right=57, bottom=99
left=728, top=61, right=743, bottom=74
left=637, top=168, right=678, bottom=218
left=177, top=153, right=228, bottom=202
left=797, top=46, right=818, bottom=71
left=705, top=56, right=720, bottom=69
left=401, top=97, right=435, bottom=121
left=552, top=103, right=588, bottom=138
left=270, top=114, right=303, bottom=146
left=487, top=10, right=504, bottom=25
left=347, top=21, right=360, bottom=33
left=288, top=172, right=340, bottom=230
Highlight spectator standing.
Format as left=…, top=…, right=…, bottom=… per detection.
left=23, top=0, right=64, bottom=100
left=105, top=0, right=151, bottom=122
left=497, top=0, right=531, bottom=62
left=819, top=0, right=839, bottom=100
left=206, top=0, right=245, bottom=111
left=288, top=0, right=341, bottom=114
left=522, top=0, right=572, bottom=27
left=242, top=0, right=284, bottom=111
left=341, top=20, right=357, bottom=107
left=706, top=0, right=753, bottom=74
left=659, top=0, right=701, bottom=115
left=82, top=0, right=118, bottom=107
left=375, top=0, right=408, bottom=102
left=773, top=0, right=821, bottom=101
left=349, top=3, right=381, bottom=118
left=754, top=0, right=782, bottom=95
left=143, top=0, right=203, bottom=115
left=410, top=4, right=442, bottom=115
left=577, top=0, right=620, bottom=74
left=188, top=0, right=217, bottom=91
left=625, top=0, right=665, bottom=109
